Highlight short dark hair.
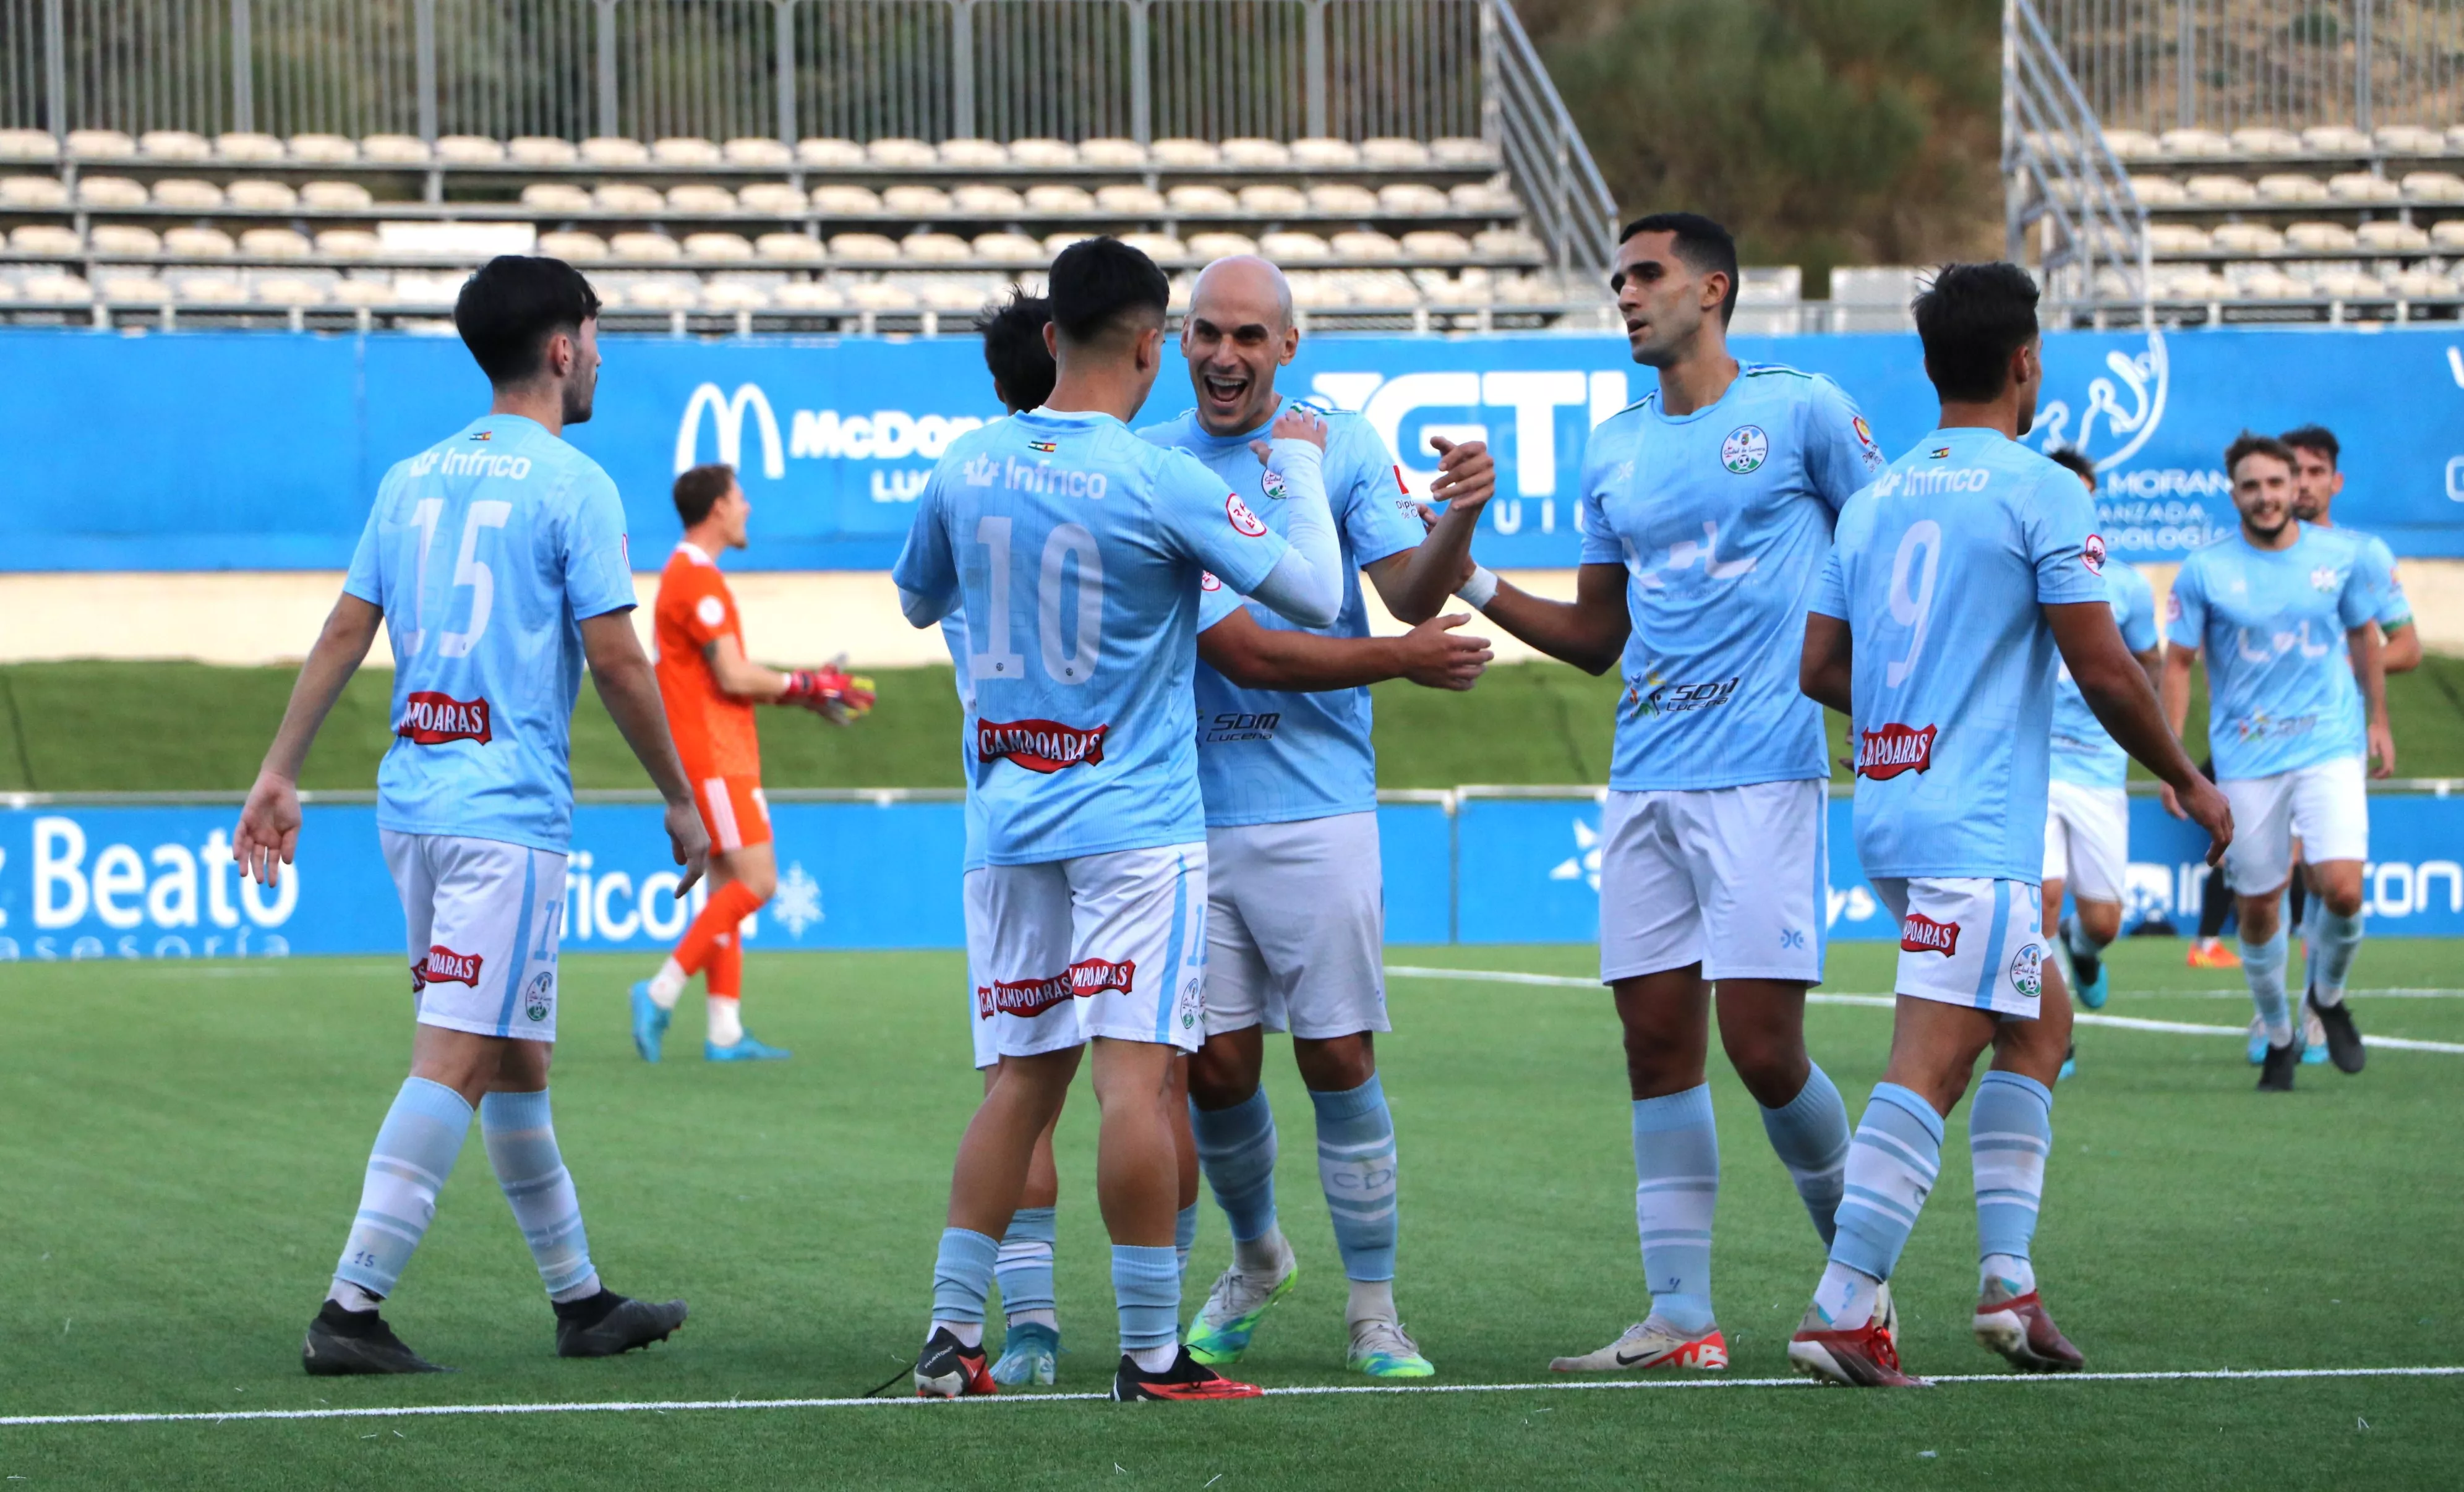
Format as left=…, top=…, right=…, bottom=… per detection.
left=1047, top=236, right=1170, bottom=345
left=2225, top=431, right=2296, bottom=479
left=455, top=255, right=601, bottom=385
left=978, top=289, right=1056, bottom=414
left=1618, top=212, right=1739, bottom=325
left=672, top=463, right=736, bottom=526
left=1912, top=262, right=2040, bottom=403
left=2047, top=447, right=2097, bottom=488
left=2280, top=423, right=2340, bottom=468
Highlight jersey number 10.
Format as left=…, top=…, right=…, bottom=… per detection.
left=971, top=517, right=1105, bottom=687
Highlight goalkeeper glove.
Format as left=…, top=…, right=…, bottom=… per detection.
left=779, top=665, right=876, bottom=724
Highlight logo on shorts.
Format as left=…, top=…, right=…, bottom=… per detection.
left=977, top=718, right=1109, bottom=773
left=2082, top=533, right=2107, bottom=575
left=1226, top=494, right=1269, bottom=537
left=1179, top=975, right=1202, bottom=1029
left=979, top=972, right=1073, bottom=1021
left=2009, top=943, right=2043, bottom=1000
left=523, top=970, right=555, bottom=1023
left=1071, top=958, right=1136, bottom=994
left=1200, top=570, right=1223, bottom=592
left=1721, top=426, right=1769, bottom=474
left=1899, top=914, right=1960, bottom=956
left=422, top=945, right=485, bottom=987
left=1855, top=722, right=1938, bottom=780
left=396, top=692, right=492, bottom=745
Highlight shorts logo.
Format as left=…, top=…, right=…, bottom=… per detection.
left=397, top=692, right=492, bottom=745
left=1226, top=494, right=1268, bottom=537
left=2082, top=533, right=2107, bottom=575
left=523, top=970, right=555, bottom=1023
left=423, top=945, right=484, bottom=987
left=977, top=718, right=1109, bottom=773
left=1855, top=722, right=1938, bottom=780
left=978, top=973, right=1072, bottom=1021
left=1262, top=468, right=1287, bottom=500
left=1200, top=570, right=1223, bottom=592
left=1899, top=914, right=1960, bottom=956
left=1721, top=425, right=1769, bottom=474
left=2009, top=943, right=2043, bottom=1000
left=1070, top=958, right=1136, bottom=994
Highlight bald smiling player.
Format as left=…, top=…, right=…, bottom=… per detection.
left=1139, top=256, right=1497, bottom=1380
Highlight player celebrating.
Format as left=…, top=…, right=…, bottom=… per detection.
left=2162, top=434, right=2393, bottom=1091
left=1139, top=256, right=1495, bottom=1381
left=2040, top=448, right=2162, bottom=1019
left=1787, top=262, right=2230, bottom=1387
left=892, top=238, right=1349, bottom=1402
left=235, top=256, right=703, bottom=1374
left=1427, top=213, right=1880, bottom=1374
left=629, top=461, right=874, bottom=1064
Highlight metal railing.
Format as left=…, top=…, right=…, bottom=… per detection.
left=0, top=0, right=1618, bottom=286
left=2004, top=0, right=2152, bottom=326
left=2038, top=0, right=2464, bottom=135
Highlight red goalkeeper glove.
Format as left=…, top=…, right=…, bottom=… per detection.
left=779, top=665, right=876, bottom=724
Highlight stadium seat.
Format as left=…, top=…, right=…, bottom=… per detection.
left=812, top=184, right=884, bottom=215
left=1430, top=137, right=1499, bottom=166
left=2229, top=127, right=2303, bottom=156
left=954, top=183, right=1027, bottom=215
left=1166, top=184, right=1238, bottom=213
left=1095, top=183, right=1164, bottom=213
left=160, top=225, right=234, bottom=257
left=774, top=280, right=847, bottom=310
left=252, top=273, right=331, bottom=306
left=1, top=175, right=67, bottom=207
left=881, top=184, right=951, bottom=215
left=1362, top=137, right=1433, bottom=168
left=828, top=232, right=901, bottom=261
left=332, top=275, right=397, bottom=307
left=868, top=137, right=938, bottom=168
left=538, top=230, right=609, bottom=260
left=1150, top=139, right=1220, bottom=167
left=315, top=229, right=382, bottom=257
left=1308, top=182, right=1378, bottom=214
left=2286, top=221, right=2359, bottom=251
left=2432, top=220, right=2464, bottom=250
left=1259, top=230, right=1332, bottom=262
left=215, top=131, right=284, bottom=161
left=9, top=223, right=80, bottom=255
left=1472, top=226, right=1543, bottom=260
left=22, top=270, right=90, bottom=302
left=509, top=137, right=580, bottom=165
left=612, top=277, right=698, bottom=309
left=2128, top=174, right=2187, bottom=204
left=797, top=137, right=866, bottom=168
left=301, top=181, right=376, bottom=210
left=170, top=270, right=247, bottom=304
left=841, top=280, right=915, bottom=311
left=2301, top=125, right=2372, bottom=155
left=738, top=182, right=805, bottom=215
left=2147, top=223, right=2211, bottom=252
left=1401, top=230, right=1472, bottom=261
left=668, top=184, right=740, bottom=213
left=684, top=231, right=755, bottom=260
left=2312, top=267, right=2385, bottom=299
left=2391, top=268, right=2458, bottom=298
left=434, top=135, right=507, bottom=164
left=594, top=182, right=665, bottom=212
left=1238, top=183, right=1308, bottom=215
left=2256, top=173, right=2327, bottom=202
left=1188, top=231, right=1258, bottom=260
left=0, top=128, right=56, bottom=159
left=2184, top=174, right=2256, bottom=204
left=912, top=276, right=998, bottom=311
left=2213, top=221, right=2285, bottom=254
left=2157, top=128, right=2230, bottom=157
left=972, top=231, right=1045, bottom=262
left=724, top=137, right=793, bottom=168
left=77, top=176, right=146, bottom=207
left=609, top=231, right=682, bottom=260
left=2100, top=128, right=2159, bottom=160
left=652, top=137, right=722, bottom=166
left=362, top=134, right=432, bottom=163
left=68, top=128, right=136, bottom=158
left=1331, top=229, right=1401, bottom=260
left=140, top=129, right=212, bottom=160
left=90, top=225, right=161, bottom=254
left=229, top=179, right=300, bottom=210
left=239, top=228, right=313, bottom=258
left=1293, top=137, right=1361, bottom=168
left=289, top=133, right=358, bottom=163
left=1379, top=182, right=1450, bottom=214
left=700, top=278, right=772, bottom=311
left=152, top=178, right=226, bottom=209
left=899, top=231, right=972, bottom=261
left=1446, top=181, right=1517, bottom=213
left=583, top=137, right=652, bottom=166
left=1080, top=137, right=1147, bottom=167
left=1221, top=138, right=1291, bottom=168
left=2356, top=220, right=2430, bottom=251
left=2328, top=172, right=2401, bottom=203
left=2402, top=171, right=2464, bottom=200
left=1027, top=184, right=1098, bottom=213
left=522, top=182, right=594, bottom=212
left=101, top=272, right=169, bottom=304
left=2449, top=125, right=2464, bottom=152
left=938, top=138, right=1009, bottom=168
left=755, top=231, right=824, bottom=262
left=1119, top=231, right=1186, bottom=262
left=2161, top=267, right=2235, bottom=299
left=1011, top=139, right=1080, bottom=168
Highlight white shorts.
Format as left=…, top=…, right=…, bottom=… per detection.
left=975, top=843, right=1209, bottom=1058
left=960, top=867, right=1014, bottom=1070
left=1204, top=812, right=1388, bottom=1040
left=2220, top=757, right=2369, bottom=893
left=2042, top=781, right=2129, bottom=905
left=1874, top=877, right=2045, bottom=1020
left=1598, top=780, right=1827, bottom=985
left=381, top=831, right=569, bottom=1042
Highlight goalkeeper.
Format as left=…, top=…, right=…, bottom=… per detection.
left=631, top=461, right=875, bottom=1062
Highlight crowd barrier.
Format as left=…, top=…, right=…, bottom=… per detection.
left=5, top=325, right=2462, bottom=573
left=5, top=788, right=2458, bottom=963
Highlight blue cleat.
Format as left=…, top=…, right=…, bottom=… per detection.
left=707, top=1032, right=791, bottom=1061
left=2058, top=1042, right=2077, bottom=1082
left=2060, top=917, right=2109, bottom=1010
left=990, top=1320, right=1060, bottom=1387
left=2246, top=1019, right=2269, bottom=1066
left=630, top=981, right=670, bottom=1063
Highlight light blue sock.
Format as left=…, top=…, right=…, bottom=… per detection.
left=1758, top=1063, right=1850, bottom=1247
left=996, top=1206, right=1058, bottom=1318
left=1969, top=1071, right=2052, bottom=1295
left=1828, top=1083, right=1946, bottom=1287
left=1310, top=1076, right=1399, bottom=1283
left=1632, top=1084, right=1719, bottom=1334
left=2311, top=906, right=2366, bottom=1005
left=479, top=1089, right=597, bottom=1301
left=1191, top=1089, right=1279, bottom=1243
left=1174, top=1202, right=1198, bottom=1284
left=2242, top=922, right=2293, bottom=1044
left=931, top=1227, right=1000, bottom=1328
left=330, top=1076, right=474, bottom=1301
left=1112, top=1243, right=1181, bottom=1355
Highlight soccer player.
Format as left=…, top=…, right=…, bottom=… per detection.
left=630, top=462, right=873, bottom=1063
left=1139, top=255, right=1495, bottom=1381
left=1424, top=213, right=1881, bottom=1374
left=892, top=238, right=1349, bottom=1402
left=1787, top=262, right=2230, bottom=1387
left=2162, top=433, right=2393, bottom=1091
left=234, top=256, right=704, bottom=1374
left=2040, top=448, right=2162, bottom=1018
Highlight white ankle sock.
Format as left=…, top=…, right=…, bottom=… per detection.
left=327, top=1280, right=383, bottom=1314
left=1130, top=1342, right=1179, bottom=1373
left=1982, top=1253, right=2035, bottom=1295
left=1812, top=1262, right=1880, bottom=1329
left=1346, top=1279, right=1396, bottom=1326
left=1006, top=1308, right=1057, bottom=1332
left=931, top=1318, right=983, bottom=1348
left=648, top=959, right=687, bottom=1009
left=708, top=995, right=743, bottom=1047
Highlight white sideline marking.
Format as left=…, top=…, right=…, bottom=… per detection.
left=1382, top=967, right=2464, bottom=1053
left=4, top=1365, right=2458, bottom=1428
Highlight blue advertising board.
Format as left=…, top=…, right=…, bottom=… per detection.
left=4, top=325, right=2461, bottom=572
left=5, top=791, right=2457, bottom=963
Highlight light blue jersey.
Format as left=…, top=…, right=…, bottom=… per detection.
left=1577, top=364, right=1884, bottom=791
left=893, top=407, right=1293, bottom=864
left=2049, top=561, right=2160, bottom=788
left=2337, top=526, right=2411, bottom=633
left=1815, top=426, right=2105, bottom=882
left=1138, top=398, right=1423, bottom=827
left=2166, top=524, right=2377, bottom=782
left=943, top=611, right=988, bottom=873
left=343, top=413, right=635, bottom=854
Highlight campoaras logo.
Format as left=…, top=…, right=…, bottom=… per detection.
left=397, top=692, right=492, bottom=745
left=1899, top=914, right=1959, bottom=956
left=978, top=973, right=1072, bottom=1020
left=1855, top=723, right=1937, bottom=780
left=977, top=719, right=1109, bottom=773
left=423, top=945, right=485, bottom=987
left=1070, top=958, right=1136, bottom=994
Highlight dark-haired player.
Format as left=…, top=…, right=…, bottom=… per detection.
left=235, top=256, right=703, bottom=1373
left=630, top=462, right=874, bottom=1065
left=1427, top=213, right=1884, bottom=1376
left=1789, top=262, right=2228, bottom=1386
left=894, top=238, right=1349, bottom=1401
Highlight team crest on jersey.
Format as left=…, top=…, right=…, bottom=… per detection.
left=1226, top=494, right=1268, bottom=536
left=1262, top=468, right=1288, bottom=500
left=396, top=692, right=492, bottom=745
left=1721, top=425, right=1769, bottom=474
left=423, top=945, right=484, bottom=987
left=2009, top=943, right=2044, bottom=1000
left=2310, top=567, right=2342, bottom=592
left=2082, top=533, right=2108, bottom=575
left=978, top=718, right=1109, bottom=773
left=1900, top=914, right=1959, bottom=956
left=1855, top=722, right=1937, bottom=780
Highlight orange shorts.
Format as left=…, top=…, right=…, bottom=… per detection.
left=692, top=773, right=771, bottom=854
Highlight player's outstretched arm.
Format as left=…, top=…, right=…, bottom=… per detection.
left=1366, top=435, right=1497, bottom=625
left=705, top=637, right=876, bottom=722
left=1198, top=608, right=1491, bottom=693
left=234, top=593, right=384, bottom=888
left=581, top=612, right=710, bottom=895
left=2348, top=622, right=2395, bottom=778
left=2049, top=601, right=2231, bottom=862
left=1240, top=409, right=1345, bottom=630
left=1798, top=611, right=1854, bottom=714
left=1466, top=562, right=1630, bottom=676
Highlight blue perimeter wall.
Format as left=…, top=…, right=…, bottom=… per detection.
left=4, top=325, right=2462, bottom=572
left=6, top=794, right=2461, bottom=963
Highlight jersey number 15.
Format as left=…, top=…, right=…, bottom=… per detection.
left=405, top=498, right=512, bottom=658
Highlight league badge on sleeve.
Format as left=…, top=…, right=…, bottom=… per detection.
left=1851, top=414, right=1884, bottom=470
left=2082, top=533, right=2107, bottom=575
left=1226, top=494, right=1268, bottom=537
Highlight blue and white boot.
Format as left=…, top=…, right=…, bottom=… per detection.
left=991, top=1320, right=1060, bottom=1387
left=630, top=980, right=670, bottom=1063
left=707, top=1032, right=792, bottom=1061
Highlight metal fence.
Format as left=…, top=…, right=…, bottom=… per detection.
left=2005, top=0, right=2152, bottom=325
left=2039, top=0, right=2464, bottom=134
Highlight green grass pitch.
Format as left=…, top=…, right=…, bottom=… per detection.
left=0, top=940, right=2458, bottom=1488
